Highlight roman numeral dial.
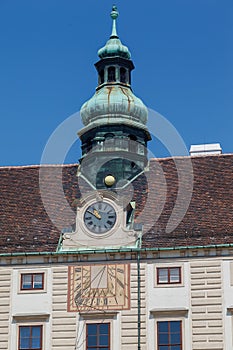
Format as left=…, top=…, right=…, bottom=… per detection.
left=84, top=201, right=117, bottom=234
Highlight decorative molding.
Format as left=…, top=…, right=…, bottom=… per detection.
left=12, top=313, right=50, bottom=321
left=61, top=192, right=139, bottom=250
left=80, top=311, right=118, bottom=319
left=150, top=308, right=189, bottom=317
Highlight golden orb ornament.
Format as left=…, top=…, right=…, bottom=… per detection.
left=104, top=175, right=116, bottom=187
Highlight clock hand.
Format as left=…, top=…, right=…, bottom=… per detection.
left=93, top=209, right=101, bottom=219
left=86, top=209, right=101, bottom=220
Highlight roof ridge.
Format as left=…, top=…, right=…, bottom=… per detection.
left=149, top=153, right=233, bottom=162
left=0, top=163, right=79, bottom=169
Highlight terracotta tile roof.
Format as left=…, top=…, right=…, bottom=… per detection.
left=140, top=154, right=233, bottom=248
left=0, top=154, right=233, bottom=253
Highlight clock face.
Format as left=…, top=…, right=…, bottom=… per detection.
left=83, top=201, right=117, bottom=234
left=68, top=264, right=130, bottom=312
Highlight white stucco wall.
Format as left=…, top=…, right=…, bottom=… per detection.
left=222, top=259, right=233, bottom=350
left=9, top=266, right=52, bottom=349
left=146, top=259, right=191, bottom=350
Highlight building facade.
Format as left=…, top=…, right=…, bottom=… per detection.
left=1, top=6, right=233, bottom=350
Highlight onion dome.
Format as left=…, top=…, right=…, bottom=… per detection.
left=98, top=6, right=131, bottom=59
left=80, top=85, right=148, bottom=131
left=79, top=6, right=149, bottom=135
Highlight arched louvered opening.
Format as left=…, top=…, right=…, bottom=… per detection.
left=128, top=134, right=137, bottom=152
left=86, top=138, right=92, bottom=153
left=120, top=67, right=127, bottom=83
left=104, top=133, right=115, bottom=150
left=108, top=66, right=116, bottom=82
left=99, top=69, right=104, bottom=84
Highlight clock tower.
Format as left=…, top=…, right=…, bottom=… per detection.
left=61, top=6, right=150, bottom=251
left=78, top=6, right=151, bottom=190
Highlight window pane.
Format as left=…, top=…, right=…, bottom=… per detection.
left=19, top=326, right=30, bottom=349
left=158, top=333, right=169, bottom=345
left=170, top=321, right=181, bottom=333
left=99, top=323, right=109, bottom=334
left=33, top=274, right=43, bottom=289
left=99, top=335, right=109, bottom=346
left=87, top=324, right=97, bottom=335
left=31, top=326, right=41, bottom=337
left=22, top=275, right=32, bottom=289
left=158, top=269, right=168, bottom=283
left=20, top=339, right=30, bottom=349
left=158, top=321, right=168, bottom=333
left=171, top=346, right=181, bottom=350
left=171, top=333, right=181, bottom=344
left=32, top=326, right=41, bottom=349
left=87, top=335, right=97, bottom=346
left=170, top=268, right=180, bottom=283
left=20, top=327, right=30, bottom=337
left=31, top=338, right=41, bottom=349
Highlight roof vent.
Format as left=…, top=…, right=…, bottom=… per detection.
left=189, top=143, right=222, bottom=156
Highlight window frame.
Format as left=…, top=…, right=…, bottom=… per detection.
left=157, top=266, right=182, bottom=285
left=20, top=273, right=45, bottom=291
left=86, top=322, right=110, bottom=350
left=156, top=320, right=182, bottom=349
left=18, top=325, right=43, bottom=350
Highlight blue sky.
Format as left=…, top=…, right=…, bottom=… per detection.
left=0, top=0, right=232, bottom=166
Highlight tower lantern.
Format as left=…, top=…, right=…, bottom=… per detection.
left=78, top=6, right=151, bottom=189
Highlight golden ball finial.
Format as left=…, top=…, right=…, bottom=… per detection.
left=104, top=175, right=116, bottom=187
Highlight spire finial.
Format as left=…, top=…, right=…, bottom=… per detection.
left=110, top=5, right=119, bottom=38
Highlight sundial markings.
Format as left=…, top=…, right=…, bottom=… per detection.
left=117, top=267, right=124, bottom=273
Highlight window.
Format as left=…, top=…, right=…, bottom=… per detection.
left=21, top=273, right=44, bottom=290
left=120, top=67, right=127, bottom=83
left=157, top=267, right=181, bottom=285
left=86, top=323, right=110, bottom=350
left=85, top=138, right=92, bottom=153
left=128, top=134, right=137, bottom=153
left=99, top=69, right=104, bottom=84
left=19, top=325, right=42, bottom=350
left=157, top=321, right=182, bottom=349
left=107, top=67, right=115, bottom=82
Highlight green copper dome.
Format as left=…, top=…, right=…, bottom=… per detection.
left=80, top=85, right=148, bottom=131
left=78, top=6, right=151, bottom=190
left=79, top=6, right=149, bottom=136
left=98, top=6, right=131, bottom=60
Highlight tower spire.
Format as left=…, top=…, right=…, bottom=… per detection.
left=78, top=6, right=151, bottom=189
left=98, top=5, right=131, bottom=60
left=110, top=5, right=119, bottom=39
